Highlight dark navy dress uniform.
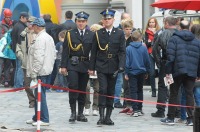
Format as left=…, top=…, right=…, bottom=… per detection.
left=89, top=9, right=125, bottom=125
left=61, top=11, right=94, bottom=123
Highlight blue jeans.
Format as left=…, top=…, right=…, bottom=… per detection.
left=149, top=54, right=156, bottom=92
left=180, top=86, right=187, bottom=120
left=14, top=58, right=24, bottom=88
left=180, top=85, right=200, bottom=120
left=114, top=73, right=123, bottom=103
left=194, top=87, right=200, bottom=106
left=55, top=59, right=67, bottom=87
left=32, top=75, right=50, bottom=123
left=129, top=73, right=145, bottom=111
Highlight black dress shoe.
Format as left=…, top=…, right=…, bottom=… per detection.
left=77, top=114, right=88, bottom=122
left=104, top=118, right=114, bottom=125
left=151, top=111, right=165, bottom=118
left=114, top=102, right=123, bottom=108
left=97, top=118, right=104, bottom=125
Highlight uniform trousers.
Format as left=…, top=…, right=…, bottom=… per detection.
left=97, top=72, right=117, bottom=109
left=67, top=70, right=89, bottom=106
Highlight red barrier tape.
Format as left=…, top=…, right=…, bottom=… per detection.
left=0, top=85, right=38, bottom=93
left=41, top=83, right=194, bottom=108
left=0, top=83, right=194, bottom=108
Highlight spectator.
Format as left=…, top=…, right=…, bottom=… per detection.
left=12, top=12, right=29, bottom=88
left=15, top=16, right=36, bottom=108
left=144, top=17, right=160, bottom=97
left=118, top=12, right=131, bottom=29
left=84, top=24, right=102, bottom=116
left=114, top=13, right=131, bottom=109
left=125, top=30, right=150, bottom=117
left=26, top=18, right=56, bottom=126
left=0, top=8, right=13, bottom=87
left=54, top=30, right=67, bottom=92
left=152, top=16, right=177, bottom=118
left=160, top=20, right=200, bottom=126
left=119, top=18, right=134, bottom=114
left=61, top=10, right=76, bottom=30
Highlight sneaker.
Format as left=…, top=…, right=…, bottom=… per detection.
left=26, top=119, right=36, bottom=124
left=92, top=110, right=98, bottom=116
left=131, top=111, right=138, bottom=117
left=46, top=89, right=52, bottom=92
left=126, top=109, right=133, bottom=115
left=151, top=111, right=165, bottom=118
left=138, top=110, right=144, bottom=116
left=119, top=107, right=130, bottom=113
left=186, top=119, right=193, bottom=126
left=84, top=109, right=90, bottom=116
left=4, top=82, right=9, bottom=87
left=32, top=121, right=49, bottom=126
left=176, top=118, right=187, bottom=123
left=160, top=118, right=175, bottom=125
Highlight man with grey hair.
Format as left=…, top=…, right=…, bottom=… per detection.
left=160, top=20, right=200, bottom=126
left=26, top=18, right=56, bottom=126
left=152, top=16, right=177, bottom=118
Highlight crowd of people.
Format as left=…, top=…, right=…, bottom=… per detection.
left=0, top=7, right=200, bottom=127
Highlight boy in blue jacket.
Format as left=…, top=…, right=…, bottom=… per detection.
left=125, top=30, right=150, bottom=117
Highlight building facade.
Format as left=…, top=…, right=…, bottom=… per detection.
left=61, top=0, right=157, bottom=29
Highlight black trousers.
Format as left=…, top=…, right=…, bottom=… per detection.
left=167, top=75, right=195, bottom=120
left=97, top=72, right=117, bottom=109
left=67, top=70, right=89, bottom=106
left=156, top=61, right=168, bottom=112
left=123, top=74, right=131, bottom=107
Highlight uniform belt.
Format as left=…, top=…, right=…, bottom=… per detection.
left=107, top=54, right=116, bottom=59
left=70, top=56, right=89, bottom=61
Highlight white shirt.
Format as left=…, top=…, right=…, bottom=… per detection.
left=78, top=28, right=86, bottom=36
left=106, top=27, right=113, bottom=35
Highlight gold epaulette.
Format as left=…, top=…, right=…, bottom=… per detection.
left=95, top=31, right=108, bottom=51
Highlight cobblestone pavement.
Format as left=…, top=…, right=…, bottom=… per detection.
left=0, top=87, right=192, bottom=132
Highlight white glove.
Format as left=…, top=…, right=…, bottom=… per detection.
left=30, top=79, right=38, bottom=87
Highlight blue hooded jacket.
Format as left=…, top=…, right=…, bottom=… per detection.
left=166, top=30, right=200, bottom=78
left=125, top=41, right=150, bottom=75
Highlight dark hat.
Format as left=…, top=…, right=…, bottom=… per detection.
left=30, top=18, right=45, bottom=27
left=100, top=9, right=116, bottom=18
left=20, top=12, right=29, bottom=19
left=75, top=11, right=89, bottom=20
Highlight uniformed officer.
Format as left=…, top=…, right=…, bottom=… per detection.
left=89, top=9, right=125, bottom=125
left=60, top=11, right=94, bottom=123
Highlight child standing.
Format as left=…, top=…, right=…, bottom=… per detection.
left=125, top=30, right=150, bottom=117
left=54, top=30, right=67, bottom=92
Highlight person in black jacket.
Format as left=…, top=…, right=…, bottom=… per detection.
left=11, top=12, right=29, bottom=89
left=152, top=16, right=177, bottom=118
left=60, top=11, right=94, bottom=123
left=160, top=20, right=200, bottom=126
left=89, top=9, right=125, bottom=125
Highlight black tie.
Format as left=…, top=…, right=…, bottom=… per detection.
left=107, top=31, right=110, bottom=36
left=81, top=30, right=84, bottom=39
